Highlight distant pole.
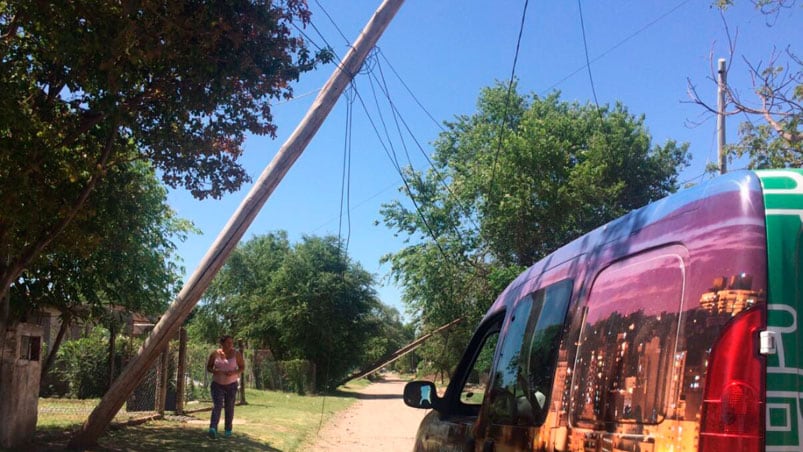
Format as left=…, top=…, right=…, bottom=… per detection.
left=68, top=0, right=405, bottom=447
left=237, top=339, right=247, bottom=405
left=175, top=328, right=187, bottom=415
left=717, top=58, right=727, bottom=174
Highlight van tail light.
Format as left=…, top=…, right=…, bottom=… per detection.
left=699, top=307, right=765, bottom=451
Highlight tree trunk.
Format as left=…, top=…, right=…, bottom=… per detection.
left=0, top=278, right=10, bottom=397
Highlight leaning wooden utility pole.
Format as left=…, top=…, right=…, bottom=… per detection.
left=337, top=318, right=462, bottom=386
left=68, top=0, right=405, bottom=446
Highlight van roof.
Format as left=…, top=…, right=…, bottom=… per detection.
left=489, top=170, right=765, bottom=314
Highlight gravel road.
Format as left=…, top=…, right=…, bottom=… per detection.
left=306, top=374, right=430, bottom=451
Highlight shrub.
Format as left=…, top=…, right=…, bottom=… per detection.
left=53, top=327, right=111, bottom=398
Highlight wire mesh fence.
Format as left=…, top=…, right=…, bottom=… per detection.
left=38, top=328, right=318, bottom=426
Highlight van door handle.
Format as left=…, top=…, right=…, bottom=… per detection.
left=483, top=439, right=494, bottom=452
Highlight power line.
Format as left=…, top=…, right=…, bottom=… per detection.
left=313, top=0, right=351, bottom=45
left=377, top=50, right=445, bottom=132
left=542, top=0, right=693, bottom=95
left=338, top=85, right=355, bottom=253
left=370, top=57, right=482, bottom=233
left=351, top=83, right=458, bottom=273
left=577, top=0, right=602, bottom=115
left=297, top=5, right=480, bottom=277
left=487, top=0, right=531, bottom=208
left=312, top=0, right=445, bottom=133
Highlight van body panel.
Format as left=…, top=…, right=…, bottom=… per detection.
left=408, top=171, right=784, bottom=451
left=758, top=169, right=803, bottom=451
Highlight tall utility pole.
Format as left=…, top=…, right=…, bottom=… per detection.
left=68, top=0, right=405, bottom=447
left=717, top=58, right=727, bottom=174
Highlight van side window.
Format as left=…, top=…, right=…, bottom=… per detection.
left=571, top=251, right=685, bottom=428
left=459, top=329, right=499, bottom=406
left=486, top=279, right=573, bottom=426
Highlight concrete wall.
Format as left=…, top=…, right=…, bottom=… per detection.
left=0, top=323, right=43, bottom=449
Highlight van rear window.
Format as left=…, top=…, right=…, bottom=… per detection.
left=571, top=249, right=686, bottom=427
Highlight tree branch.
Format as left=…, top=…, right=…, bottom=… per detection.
left=0, top=124, right=119, bottom=302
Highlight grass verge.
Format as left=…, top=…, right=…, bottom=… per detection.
left=29, top=379, right=371, bottom=451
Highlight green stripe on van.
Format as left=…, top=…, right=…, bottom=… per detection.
left=758, top=169, right=803, bottom=451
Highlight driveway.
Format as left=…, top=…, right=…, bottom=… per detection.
left=306, top=374, right=430, bottom=451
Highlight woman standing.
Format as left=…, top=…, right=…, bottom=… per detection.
left=206, top=335, right=245, bottom=439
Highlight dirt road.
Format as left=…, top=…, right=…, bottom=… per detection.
left=306, top=375, right=430, bottom=451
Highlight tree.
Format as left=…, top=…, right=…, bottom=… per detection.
left=360, top=302, right=411, bottom=367
left=689, top=1, right=801, bottom=167
left=381, top=83, right=689, bottom=338
left=188, top=231, right=291, bottom=347
left=189, top=233, right=395, bottom=391
left=8, top=160, right=191, bottom=379
left=268, top=235, right=382, bottom=390
left=0, top=0, right=331, bottom=307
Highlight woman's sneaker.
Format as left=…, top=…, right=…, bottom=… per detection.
left=224, top=430, right=232, bottom=438
left=208, top=428, right=217, bottom=439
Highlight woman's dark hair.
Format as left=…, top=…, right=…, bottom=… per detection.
left=219, top=335, right=233, bottom=345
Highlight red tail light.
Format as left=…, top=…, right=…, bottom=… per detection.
left=700, top=307, right=765, bottom=451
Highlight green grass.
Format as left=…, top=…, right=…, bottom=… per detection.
left=31, top=380, right=372, bottom=451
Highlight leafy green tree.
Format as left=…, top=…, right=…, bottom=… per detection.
left=0, top=0, right=331, bottom=305
left=189, top=233, right=396, bottom=391
left=382, top=83, right=689, bottom=341
left=188, top=231, right=291, bottom=346
left=9, top=160, right=191, bottom=378
left=361, top=303, right=411, bottom=365
left=263, top=235, right=382, bottom=390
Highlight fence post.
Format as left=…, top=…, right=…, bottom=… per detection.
left=238, top=339, right=247, bottom=405
left=157, top=348, right=168, bottom=414
left=175, top=328, right=187, bottom=414
left=107, top=320, right=116, bottom=390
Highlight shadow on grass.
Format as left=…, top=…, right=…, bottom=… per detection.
left=29, top=425, right=280, bottom=452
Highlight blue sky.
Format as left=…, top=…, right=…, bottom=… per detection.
left=166, top=0, right=801, bottom=321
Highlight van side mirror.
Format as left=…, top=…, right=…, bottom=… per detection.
left=403, top=381, right=439, bottom=409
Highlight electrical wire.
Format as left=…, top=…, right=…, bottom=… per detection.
left=313, top=0, right=351, bottom=45
left=577, top=0, right=603, bottom=117
left=370, top=57, right=482, bottom=233
left=338, top=85, right=355, bottom=254
left=377, top=49, right=445, bottom=132
left=487, top=0, right=530, bottom=210
left=542, top=0, right=693, bottom=94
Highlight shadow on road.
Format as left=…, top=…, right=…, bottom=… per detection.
left=352, top=393, right=403, bottom=400
left=329, top=376, right=407, bottom=401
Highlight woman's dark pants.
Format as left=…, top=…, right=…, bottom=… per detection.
left=210, top=381, right=238, bottom=432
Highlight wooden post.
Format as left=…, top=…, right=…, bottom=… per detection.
left=157, top=348, right=169, bottom=415
left=68, top=0, right=405, bottom=446
left=175, top=328, right=187, bottom=414
left=238, top=339, right=247, bottom=405
left=717, top=58, right=727, bottom=174
left=107, top=320, right=116, bottom=390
